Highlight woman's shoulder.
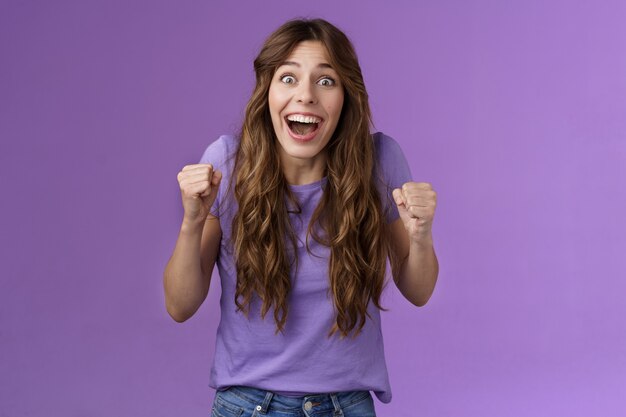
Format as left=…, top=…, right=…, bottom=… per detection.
left=199, top=134, right=239, bottom=167
left=370, top=131, right=412, bottom=223
left=370, top=131, right=412, bottom=185
left=371, top=131, right=407, bottom=164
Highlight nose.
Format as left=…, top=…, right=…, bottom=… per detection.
left=295, top=81, right=317, bottom=104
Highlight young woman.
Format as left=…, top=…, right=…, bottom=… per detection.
left=164, top=18, right=438, bottom=417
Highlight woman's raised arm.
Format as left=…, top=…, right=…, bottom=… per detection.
left=163, top=164, right=222, bottom=322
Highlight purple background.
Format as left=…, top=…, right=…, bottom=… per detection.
left=1, top=1, right=625, bottom=416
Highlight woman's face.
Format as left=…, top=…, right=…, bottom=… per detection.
left=268, top=41, right=344, bottom=171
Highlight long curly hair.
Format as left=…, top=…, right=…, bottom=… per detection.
left=232, top=18, right=398, bottom=339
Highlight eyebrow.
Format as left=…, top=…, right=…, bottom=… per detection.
left=280, top=61, right=334, bottom=69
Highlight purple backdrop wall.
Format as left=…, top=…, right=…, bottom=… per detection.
left=1, top=1, right=625, bottom=416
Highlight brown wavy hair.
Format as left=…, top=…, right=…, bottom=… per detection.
left=232, top=18, right=398, bottom=339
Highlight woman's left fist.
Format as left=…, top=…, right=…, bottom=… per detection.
left=392, top=182, right=437, bottom=243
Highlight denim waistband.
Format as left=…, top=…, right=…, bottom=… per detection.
left=220, top=385, right=371, bottom=413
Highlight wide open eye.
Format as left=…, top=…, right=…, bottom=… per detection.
left=280, top=74, right=296, bottom=84
left=317, top=77, right=336, bottom=87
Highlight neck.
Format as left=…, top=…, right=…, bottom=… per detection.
left=279, top=149, right=327, bottom=185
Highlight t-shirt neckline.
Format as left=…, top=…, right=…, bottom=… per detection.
left=288, top=176, right=328, bottom=193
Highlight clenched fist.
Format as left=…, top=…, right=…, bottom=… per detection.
left=177, top=164, right=222, bottom=223
left=392, top=182, right=437, bottom=243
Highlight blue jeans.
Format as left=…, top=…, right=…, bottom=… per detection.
left=211, top=385, right=377, bottom=417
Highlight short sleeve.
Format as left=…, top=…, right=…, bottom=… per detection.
left=198, top=135, right=231, bottom=218
left=373, top=132, right=413, bottom=224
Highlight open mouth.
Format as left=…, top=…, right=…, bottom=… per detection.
left=284, top=114, right=323, bottom=139
left=288, top=120, right=319, bottom=135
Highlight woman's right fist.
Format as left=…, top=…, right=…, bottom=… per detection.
left=177, top=164, right=222, bottom=222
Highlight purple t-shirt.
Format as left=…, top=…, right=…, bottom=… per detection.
left=198, top=132, right=412, bottom=404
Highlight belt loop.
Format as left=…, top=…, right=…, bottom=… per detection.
left=330, top=393, right=343, bottom=416
left=256, top=391, right=274, bottom=414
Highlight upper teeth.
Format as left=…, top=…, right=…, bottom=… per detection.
left=287, top=114, right=321, bottom=123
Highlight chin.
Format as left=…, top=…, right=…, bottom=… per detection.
left=279, top=141, right=323, bottom=160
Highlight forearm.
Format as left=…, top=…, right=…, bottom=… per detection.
left=163, top=218, right=209, bottom=322
left=396, top=236, right=439, bottom=307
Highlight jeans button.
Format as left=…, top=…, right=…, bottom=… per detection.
left=256, top=405, right=262, bottom=411
left=304, top=401, right=313, bottom=411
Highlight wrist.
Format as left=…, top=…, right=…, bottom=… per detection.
left=181, top=216, right=205, bottom=233
left=410, top=233, right=434, bottom=249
